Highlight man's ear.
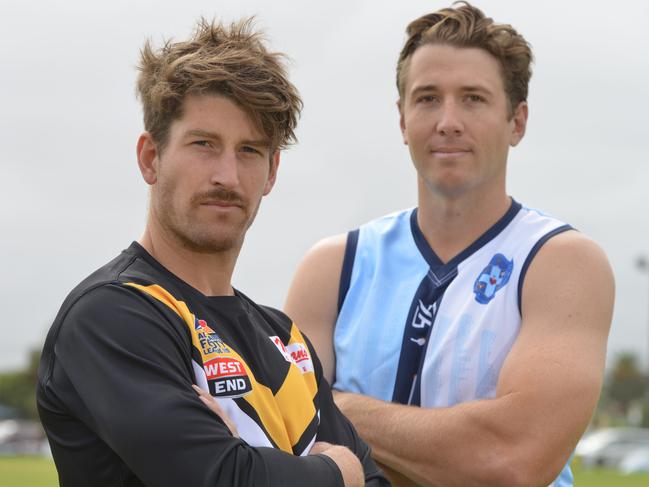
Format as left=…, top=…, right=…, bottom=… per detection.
left=509, top=101, right=528, bottom=147
left=398, top=99, right=408, bottom=145
left=137, top=132, right=159, bottom=185
left=263, top=151, right=280, bottom=196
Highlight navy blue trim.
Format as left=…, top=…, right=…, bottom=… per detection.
left=410, top=199, right=522, bottom=277
left=517, top=224, right=574, bottom=314
left=338, top=229, right=360, bottom=313
left=392, top=270, right=455, bottom=405
left=409, top=290, right=448, bottom=405
left=410, top=209, right=444, bottom=268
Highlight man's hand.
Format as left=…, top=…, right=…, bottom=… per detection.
left=192, top=385, right=239, bottom=438
left=309, top=441, right=364, bottom=487
left=194, top=386, right=365, bottom=486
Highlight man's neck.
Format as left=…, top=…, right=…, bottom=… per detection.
left=138, top=223, right=239, bottom=297
left=416, top=180, right=511, bottom=264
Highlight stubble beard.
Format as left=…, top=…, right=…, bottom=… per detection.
left=154, top=182, right=258, bottom=255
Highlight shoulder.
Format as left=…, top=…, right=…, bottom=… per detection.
left=521, top=230, right=614, bottom=320
left=292, top=233, right=349, bottom=281
left=60, top=282, right=165, bottom=337
left=528, top=230, right=612, bottom=281
left=57, top=271, right=195, bottom=351
left=52, top=281, right=192, bottom=370
left=307, top=233, right=348, bottom=257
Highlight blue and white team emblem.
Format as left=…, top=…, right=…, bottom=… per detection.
left=473, top=253, right=513, bottom=304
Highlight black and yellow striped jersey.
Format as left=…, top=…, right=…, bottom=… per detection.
left=37, top=242, right=389, bottom=487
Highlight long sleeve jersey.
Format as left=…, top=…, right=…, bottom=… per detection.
left=37, top=242, right=389, bottom=487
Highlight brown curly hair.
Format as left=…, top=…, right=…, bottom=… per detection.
left=397, top=2, right=533, bottom=115
left=136, top=18, right=302, bottom=152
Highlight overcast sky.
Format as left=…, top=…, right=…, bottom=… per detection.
left=1, top=0, right=648, bottom=372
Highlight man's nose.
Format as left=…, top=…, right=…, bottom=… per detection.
left=210, top=151, right=240, bottom=188
left=436, top=100, right=464, bottom=136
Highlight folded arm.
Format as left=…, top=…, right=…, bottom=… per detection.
left=42, top=284, right=364, bottom=487
left=286, top=231, right=614, bottom=487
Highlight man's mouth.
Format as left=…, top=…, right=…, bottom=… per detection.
left=431, top=147, right=471, bottom=156
left=201, top=200, right=243, bottom=207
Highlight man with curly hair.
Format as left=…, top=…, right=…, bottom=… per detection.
left=37, top=18, right=388, bottom=487
left=286, top=3, right=613, bottom=486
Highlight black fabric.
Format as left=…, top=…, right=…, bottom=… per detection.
left=37, top=242, right=389, bottom=487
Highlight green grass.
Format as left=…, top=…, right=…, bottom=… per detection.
left=0, top=456, right=58, bottom=487
left=1, top=455, right=649, bottom=486
left=572, top=463, right=649, bottom=486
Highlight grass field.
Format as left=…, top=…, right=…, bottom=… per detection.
left=1, top=455, right=649, bottom=486
left=0, top=456, right=58, bottom=487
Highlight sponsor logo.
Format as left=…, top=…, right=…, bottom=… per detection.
left=269, top=336, right=314, bottom=374
left=204, top=357, right=252, bottom=398
left=473, top=253, right=513, bottom=304
left=210, top=377, right=252, bottom=397
left=194, top=318, right=230, bottom=355
left=407, top=300, right=437, bottom=347
left=204, top=357, right=246, bottom=379
left=286, top=342, right=314, bottom=374
left=411, top=299, right=436, bottom=329
left=270, top=335, right=293, bottom=363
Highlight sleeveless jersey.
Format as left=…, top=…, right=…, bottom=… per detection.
left=334, top=200, right=574, bottom=487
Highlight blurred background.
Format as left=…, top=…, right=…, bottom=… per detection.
left=1, top=0, right=648, bottom=484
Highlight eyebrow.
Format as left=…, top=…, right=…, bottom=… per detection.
left=184, top=130, right=270, bottom=147
left=185, top=129, right=219, bottom=139
left=410, top=84, right=494, bottom=97
left=461, top=85, right=494, bottom=95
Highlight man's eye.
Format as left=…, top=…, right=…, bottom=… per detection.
left=466, top=94, right=486, bottom=103
left=192, top=140, right=210, bottom=147
left=241, top=146, right=260, bottom=154
left=416, top=95, right=437, bottom=104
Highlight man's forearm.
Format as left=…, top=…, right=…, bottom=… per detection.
left=334, top=391, right=573, bottom=487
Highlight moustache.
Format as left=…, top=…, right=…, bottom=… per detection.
left=192, top=188, right=246, bottom=208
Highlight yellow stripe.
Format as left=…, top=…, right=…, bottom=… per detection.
left=288, top=324, right=318, bottom=398
left=125, top=283, right=194, bottom=325
left=124, top=282, right=294, bottom=452
left=270, top=324, right=319, bottom=447
left=274, top=364, right=317, bottom=447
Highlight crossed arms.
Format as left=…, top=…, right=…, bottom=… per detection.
left=285, top=230, right=614, bottom=486
left=37, top=284, right=388, bottom=487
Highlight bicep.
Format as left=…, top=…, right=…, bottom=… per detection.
left=284, top=234, right=347, bottom=383
left=496, top=232, right=613, bottom=466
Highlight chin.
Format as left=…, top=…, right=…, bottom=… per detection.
left=423, top=176, right=473, bottom=197
left=172, top=226, right=246, bottom=254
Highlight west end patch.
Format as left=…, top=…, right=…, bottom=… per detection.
left=204, top=356, right=252, bottom=398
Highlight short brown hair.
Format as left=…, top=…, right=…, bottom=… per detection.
left=136, top=18, right=302, bottom=152
left=397, top=2, right=532, bottom=113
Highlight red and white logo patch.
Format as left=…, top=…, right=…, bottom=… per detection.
left=269, top=336, right=314, bottom=374
left=270, top=336, right=293, bottom=363
left=204, top=357, right=247, bottom=380
left=286, top=342, right=314, bottom=374
left=203, top=357, right=252, bottom=398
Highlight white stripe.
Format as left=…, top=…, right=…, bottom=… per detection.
left=192, top=360, right=273, bottom=448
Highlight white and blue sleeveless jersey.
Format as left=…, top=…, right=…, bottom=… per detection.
left=333, top=199, right=574, bottom=487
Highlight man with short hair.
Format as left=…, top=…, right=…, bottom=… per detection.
left=285, top=3, right=613, bottom=486
left=37, top=19, right=388, bottom=487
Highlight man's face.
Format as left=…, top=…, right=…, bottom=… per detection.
left=399, top=44, right=527, bottom=199
left=146, top=93, right=278, bottom=253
